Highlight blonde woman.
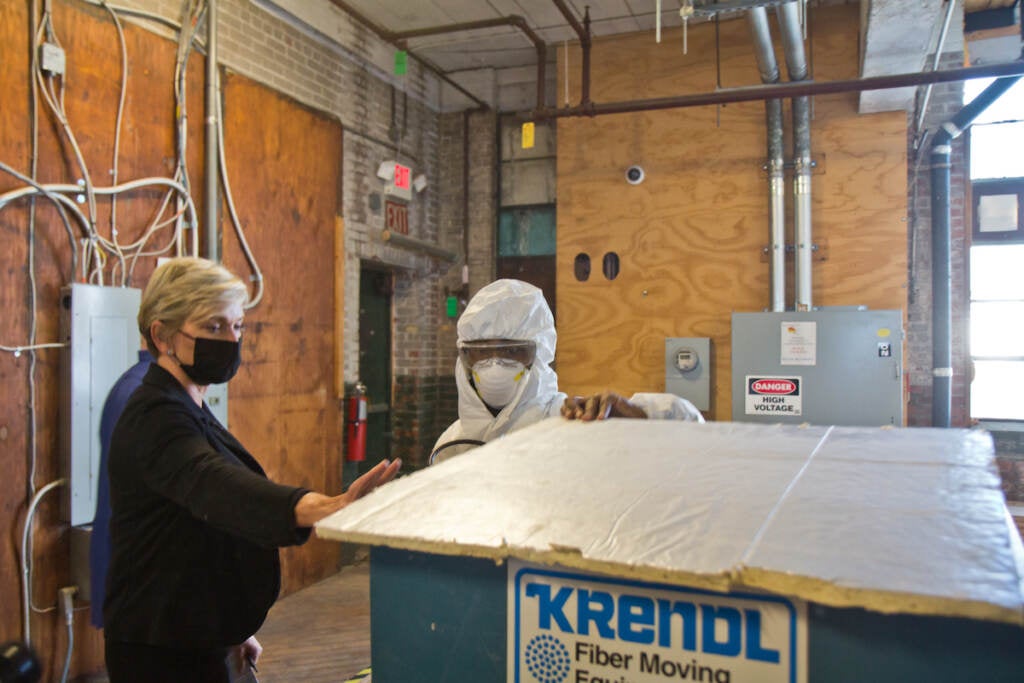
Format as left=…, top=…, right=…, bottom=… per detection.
left=103, top=257, right=400, bottom=683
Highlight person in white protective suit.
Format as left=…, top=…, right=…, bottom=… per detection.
left=429, top=279, right=704, bottom=464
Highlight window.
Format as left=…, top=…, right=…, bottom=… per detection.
left=498, top=206, right=556, bottom=257
left=966, top=77, right=1024, bottom=420
left=970, top=245, right=1024, bottom=419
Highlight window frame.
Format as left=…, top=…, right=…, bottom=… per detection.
left=972, top=177, right=1024, bottom=245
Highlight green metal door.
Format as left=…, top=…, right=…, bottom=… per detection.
left=357, top=267, right=392, bottom=475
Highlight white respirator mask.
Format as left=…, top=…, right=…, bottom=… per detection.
left=471, top=358, right=526, bottom=409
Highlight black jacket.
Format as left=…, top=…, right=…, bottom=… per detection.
left=103, top=363, right=311, bottom=648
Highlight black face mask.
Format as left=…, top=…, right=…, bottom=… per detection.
left=179, top=332, right=242, bottom=385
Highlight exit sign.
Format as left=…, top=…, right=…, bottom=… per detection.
left=393, top=163, right=411, bottom=191
left=385, top=200, right=408, bottom=235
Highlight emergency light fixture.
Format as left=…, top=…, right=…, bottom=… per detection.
left=378, top=160, right=413, bottom=200
left=376, top=160, right=396, bottom=181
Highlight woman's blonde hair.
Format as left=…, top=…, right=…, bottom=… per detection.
left=138, top=257, right=249, bottom=354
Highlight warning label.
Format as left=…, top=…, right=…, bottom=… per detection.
left=745, top=376, right=802, bottom=416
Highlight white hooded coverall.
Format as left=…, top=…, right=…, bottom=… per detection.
left=431, top=279, right=703, bottom=461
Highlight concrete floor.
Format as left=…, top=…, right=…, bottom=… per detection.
left=77, top=563, right=373, bottom=683
left=252, top=563, right=372, bottom=683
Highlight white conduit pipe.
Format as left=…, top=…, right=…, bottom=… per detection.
left=20, top=478, right=67, bottom=646
left=776, top=1, right=812, bottom=311
left=747, top=8, right=786, bottom=313
left=0, top=178, right=200, bottom=257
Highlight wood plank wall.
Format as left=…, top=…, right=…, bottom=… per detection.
left=221, top=75, right=345, bottom=594
left=1, top=1, right=343, bottom=677
left=1, top=1, right=206, bottom=674
left=556, top=4, right=908, bottom=420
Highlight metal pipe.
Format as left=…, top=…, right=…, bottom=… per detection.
left=519, top=60, right=1024, bottom=119
left=551, top=0, right=592, bottom=106
left=915, top=0, right=959, bottom=139
left=327, top=0, right=487, bottom=109
left=204, top=0, right=219, bottom=262
left=776, top=2, right=808, bottom=80
left=768, top=97, right=786, bottom=312
left=929, top=74, right=1022, bottom=427
left=463, top=110, right=470, bottom=267
left=382, top=229, right=458, bottom=261
left=778, top=1, right=812, bottom=310
left=748, top=9, right=780, bottom=83
left=792, top=96, right=812, bottom=310
left=748, top=8, right=786, bottom=312
left=581, top=8, right=592, bottom=106
left=694, top=0, right=796, bottom=13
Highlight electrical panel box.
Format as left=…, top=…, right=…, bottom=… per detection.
left=665, top=337, right=711, bottom=411
left=61, top=284, right=141, bottom=526
left=731, top=309, right=903, bottom=427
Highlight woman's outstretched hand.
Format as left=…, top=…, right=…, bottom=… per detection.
left=294, top=458, right=402, bottom=527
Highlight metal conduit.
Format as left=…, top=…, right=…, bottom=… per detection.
left=518, top=57, right=1024, bottom=119
left=776, top=1, right=812, bottom=311
left=748, top=8, right=786, bottom=313
left=915, top=0, right=959, bottom=142
left=205, top=0, right=220, bottom=262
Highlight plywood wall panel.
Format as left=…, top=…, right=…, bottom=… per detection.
left=221, top=74, right=344, bottom=594
left=0, top=1, right=206, bottom=673
left=810, top=109, right=909, bottom=308
left=556, top=5, right=907, bottom=420
left=1, top=2, right=345, bottom=675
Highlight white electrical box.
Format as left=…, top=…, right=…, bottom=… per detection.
left=40, top=42, right=66, bottom=75
left=61, top=284, right=141, bottom=526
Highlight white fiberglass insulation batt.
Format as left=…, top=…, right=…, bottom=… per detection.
left=316, top=419, right=1024, bottom=625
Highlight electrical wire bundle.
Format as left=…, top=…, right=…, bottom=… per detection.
left=1, top=2, right=266, bottom=680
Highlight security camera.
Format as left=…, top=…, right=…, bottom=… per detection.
left=625, top=165, right=645, bottom=185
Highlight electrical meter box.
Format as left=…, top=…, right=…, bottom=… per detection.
left=731, top=309, right=903, bottom=426
left=60, top=284, right=142, bottom=526
left=665, top=337, right=711, bottom=411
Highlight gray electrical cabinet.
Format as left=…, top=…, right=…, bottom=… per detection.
left=731, top=309, right=903, bottom=427
left=61, top=284, right=142, bottom=526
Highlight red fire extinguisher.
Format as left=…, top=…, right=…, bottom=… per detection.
left=346, top=381, right=367, bottom=462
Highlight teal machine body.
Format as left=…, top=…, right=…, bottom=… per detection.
left=369, top=547, right=1022, bottom=682
left=318, top=420, right=1024, bottom=683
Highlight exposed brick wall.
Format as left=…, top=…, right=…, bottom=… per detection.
left=391, top=109, right=498, bottom=463
left=391, top=374, right=457, bottom=469
left=114, top=0, right=443, bottom=372
left=906, top=52, right=971, bottom=427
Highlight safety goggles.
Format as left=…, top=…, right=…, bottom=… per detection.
left=458, top=339, right=537, bottom=368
